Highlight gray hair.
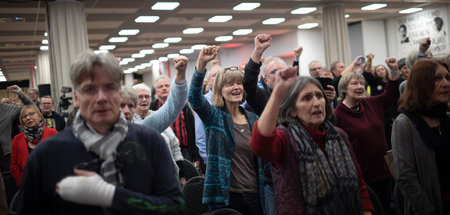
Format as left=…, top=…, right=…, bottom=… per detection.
left=122, top=86, right=138, bottom=107
left=154, top=75, right=171, bottom=87
left=70, top=50, right=122, bottom=89
left=132, top=83, right=151, bottom=95
left=308, top=60, right=322, bottom=70
left=337, top=72, right=366, bottom=99
left=261, top=57, right=286, bottom=78
left=28, top=88, right=39, bottom=95
left=278, top=76, right=332, bottom=126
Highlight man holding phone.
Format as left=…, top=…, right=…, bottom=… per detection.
left=308, top=60, right=337, bottom=107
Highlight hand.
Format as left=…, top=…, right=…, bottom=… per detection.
left=419, top=37, right=431, bottom=53
left=174, top=55, right=188, bottom=83
left=324, top=86, right=336, bottom=102
left=294, top=46, right=303, bottom=59
left=385, top=57, right=399, bottom=72
left=56, top=169, right=115, bottom=207
left=254, top=34, right=271, bottom=52
left=274, top=66, right=297, bottom=95
left=7, top=85, right=20, bottom=94
left=352, top=55, right=364, bottom=65
left=366, top=53, right=374, bottom=60
left=196, top=45, right=220, bottom=73
left=179, top=177, right=187, bottom=187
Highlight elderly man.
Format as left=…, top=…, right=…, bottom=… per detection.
left=150, top=76, right=200, bottom=165
left=28, top=88, right=40, bottom=105
left=308, top=60, right=323, bottom=78
left=39, top=96, right=66, bottom=131
left=18, top=51, right=184, bottom=215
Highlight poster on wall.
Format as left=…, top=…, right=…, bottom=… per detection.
left=396, top=7, right=448, bottom=58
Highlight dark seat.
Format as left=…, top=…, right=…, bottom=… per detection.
left=368, top=186, right=385, bottom=215
left=8, top=191, right=20, bottom=215
left=2, top=172, right=18, bottom=206
left=210, top=208, right=243, bottom=215
left=183, top=176, right=208, bottom=215
left=182, top=159, right=200, bottom=181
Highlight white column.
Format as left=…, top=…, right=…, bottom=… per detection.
left=322, top=4, right=351, bottom=66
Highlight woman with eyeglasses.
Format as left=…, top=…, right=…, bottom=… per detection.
left=189, top=46, right=265, bottom=214
left=11, top=105, right=58, bottom=186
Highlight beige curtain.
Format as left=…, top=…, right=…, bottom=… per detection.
left=35, top=51, right=51, bottom=85
left=322, top=4, right=351, bottom=67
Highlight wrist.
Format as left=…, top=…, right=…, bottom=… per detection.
left=16, top=88, right=21, bottom=94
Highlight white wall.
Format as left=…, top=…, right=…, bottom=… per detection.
left=296, top=28, right=326, bottom=76
left=361, top=20, right=388, bottom=66
left=348, top=22, right=364, bottom=62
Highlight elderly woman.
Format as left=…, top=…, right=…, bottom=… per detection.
left=335, top=58, right=400, bottom=214
left=392, top=59, right=450, bottom=215
left=120, top=86, right=186, bottom=185
left=250, top=66, right=374, bottom=214
left=11, top=105, right=58, bottom=186
left=189, top=46, right=264, bottom=214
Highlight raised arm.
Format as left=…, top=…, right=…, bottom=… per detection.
left=138, top=56, right=188, bottom=133
left=365, top=53, right=374, bottom=74
left=7, top=85, right=33, bottom=105
left=189, top=46, right=220, bottom=121
left=292, top=46, right=302, bottom=73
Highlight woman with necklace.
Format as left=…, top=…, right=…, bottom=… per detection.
left=335, top=58, right=400, bottom=214
left=392, top=59, right=450, bottom=215
left=189, top=45, right=264, bottom=214
left=11, top=105, right=58, bottom=186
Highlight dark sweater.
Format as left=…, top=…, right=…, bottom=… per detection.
left=43, top=111, right=66, bottom=132
left=18, top=123, right=184, bottom=215
left=335, top=79, right=400, bottom=184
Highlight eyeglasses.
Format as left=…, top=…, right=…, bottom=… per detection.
left=310, top=67, right=322, bottom=72
left=269, top=69, right=278, bottom=74
left=41, top=102, right=53, bottom=105
left=22, top=111, right=36, bottom=119
left=224, top=66, right=239, bottom=72
left=138, top=95, right=150, bottom=100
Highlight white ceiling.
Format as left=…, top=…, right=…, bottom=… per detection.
left=0, top=0, right=449, bottom=81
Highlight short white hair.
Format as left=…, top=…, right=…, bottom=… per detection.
left=132, top=83, right=151, bottom=95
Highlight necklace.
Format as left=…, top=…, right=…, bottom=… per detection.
left=350, top=104, right=360, bottom=111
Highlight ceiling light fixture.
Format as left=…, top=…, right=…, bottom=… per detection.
left=233, top=2, right=261, bottom=11
left=298, top=23, right=319, bottom=29
left=122, top=58, right=135, bottom=62
left=151, top=2, right=180, bottom=10
left=0, top=76, right=6, bottom=82
left=345, top=14, right=350, bottom=18
left=180, top=49, right=194, bottom=54
left=42, top=39, right=48, bottom=44
left=291, top=7, right=317, bottom=14
left=109, top=37, right=128, bottom=43
left=140, top=49, right=155, bottom=54
left=119, top=29, right=140, bottom=35
left=361, top=3, right=387, bottom=11
left=99, top=45, right=116, bottom=50
left=215, top=36, right=233, bottom=42
left=208, top=15, right=233, bottom=23
left=262, top=18, right=285, bottom=25
left=132, top=53, right=146, bottom=58
left=44, top=32, right=47, bottom=36
left=233, top=29, right=253, bottom=35
left=183, top=28, right=204, bottom=34
left=135, top=16, right=160, bottom=23
left=159, top=57, right=169, bottom=61
left=164, top=37, right=182, bottom=43
left=167, top=53, right=180, bottom=58
left=152, top=43, right=169, bottom=48
left=40, top=46, right=48, bottom=51
left=399, top=8, right=423, bottom=14
left=191, top=44, right=206, bottom=50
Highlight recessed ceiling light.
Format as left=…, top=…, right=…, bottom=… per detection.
left=191, top=44, right=206, bottom=50
left=0, top=76, right=6, bottom=82
left=119, top=29, right=140, bottom=35
left=215, top=35, right=233, bottom=42
left=122, top=58, right=135, bottom=62
left=262, top=18, right=285, bottom=25
left=399, top=8, right=423, bottom=14
left=135, top=16, right=160, bottom=23
left=135, top=65, right=146, bottom=69
left=345, top=14, right=350, bottom=18
left=99, top=45, right=116, bottom=50
left=159, top=57, right=169, bottom=61
left=167, top=53, right=180, bottom=58
left=361, top=3, right=387, bottom=11
left=42, top=39, right=48, bottom=44
left=140, top=49, right=155, bottom=54
left=298, top=23, right=319, bottom=29
left=132, top=53, right=145, bottom=58
left=208, top=15, right=233, bottom=23
left=123, top=70, right=133, bottom=74
left=291, top=7, right=317, bottom=14
left=164, top=37, right=182, bottom=43
left=142, top=63, right=152, bottom=67
left=233, top=2, right=261, bottom=11
left=180, top=49, right=194, bottom=54
left=151, top=2, right=180, bottom=10
left=233, top=29, right=252, bottom=35
left=128, top=68, right=138, bottom=72
left=119, top=61, right=128, bottom=65
left=44, top=32, right=47, bottom=36
left=152, top=43, right=169, bottom=48
left=183, top=28, right=204, bottom=34
left=109, top=37, right=128, bottom=43
left=40, top=46, right=48, bottom=51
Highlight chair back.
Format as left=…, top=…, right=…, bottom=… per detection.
left=183, top=176, right=208, bottom=215
left=210, top=208, right=243, bottom=215
left=182, top=159, right=200, bottom=181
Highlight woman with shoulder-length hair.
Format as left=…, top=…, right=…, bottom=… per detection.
left=11, top=105, right=58, bottom=186
left=188, top=46, right=265, bottom=214
left=392, top=58, right=450, bottom=215
left=249, top=67, right=374, bottom=214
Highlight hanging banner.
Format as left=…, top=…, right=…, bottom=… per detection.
left=396, top=7, right=448, bottom=58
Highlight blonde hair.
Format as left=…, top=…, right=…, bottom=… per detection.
left=212, top=68, right=245, bottom=108
left=19, top=105, right=44, bottom=126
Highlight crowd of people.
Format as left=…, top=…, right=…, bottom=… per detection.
left=0, top=34, right=448, bottom=215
